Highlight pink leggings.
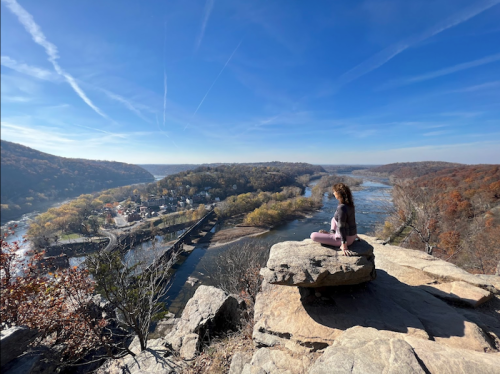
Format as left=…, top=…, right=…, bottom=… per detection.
left=310, top=218, right=356, bottom=247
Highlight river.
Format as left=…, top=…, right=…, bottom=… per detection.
left=2, top=174, right=392, bottom=316
left=127, top=174, right=393, bottom=316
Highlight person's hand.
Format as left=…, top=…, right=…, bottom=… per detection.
left=341, top=244, right=354, bottom=256
left=319, top=229, right=328, bottom=234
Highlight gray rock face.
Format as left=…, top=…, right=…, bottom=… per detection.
left=0, top=326, right=37, bottom=368
left=260, top=239, right=376, bottom=288
left=95, top=338, right=186, bottom=374
left=229, top=352, right=252, bottom=374
left=419, top=281, right=493, bottom=307
left=254, top=238, right=497, bottom=353
left=309, top=327, right=500, bottom=374
left=241, top=347, right=315, bottom=374
left=309, top=328, right=425, bottom=374
left=165, top=285, right=243, bottom=359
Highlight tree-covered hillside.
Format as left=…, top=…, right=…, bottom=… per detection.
left=354, top=161, right=463, bottom=179
left=1, top=140, right=154, bottom=223
left=379, top=163, right=500, bottom=274
left=153, top=163, right=325, bottom=200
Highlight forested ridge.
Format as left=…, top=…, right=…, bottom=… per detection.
left=1, top=140, right=154, bottom=223
left=154, top=163, right=325, bottom=199
left=140, top=162, right=325, bottom=179
left=379, top=163, right=500, bottom=274
left=355, top=161, right=463, bottom=179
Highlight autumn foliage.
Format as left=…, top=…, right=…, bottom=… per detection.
left=384, top=164, right=500, bottom=274
left=0, top=234, right=108, bottom=362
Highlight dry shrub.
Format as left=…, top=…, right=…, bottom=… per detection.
left=182, top=324, right=255, bottom=374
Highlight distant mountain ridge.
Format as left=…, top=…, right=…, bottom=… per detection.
left=140, top=162, right=326, bottom=177
left=1, top=140, right=154, bottom=223
left=353, top=161, right=463, bottom=179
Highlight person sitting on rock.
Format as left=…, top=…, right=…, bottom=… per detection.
left=310, top=182, right=358, bottom=256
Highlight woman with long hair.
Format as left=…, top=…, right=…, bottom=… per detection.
left=310, top=183, right=358, bottom=256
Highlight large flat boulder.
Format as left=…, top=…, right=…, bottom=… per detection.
left=363, top=235, right=499, bottom=294
left=309, top=327, right=425, bottom=374
left=420, top=281, right=493, bottom=307
left=260, top=239, right=376, bottom=288
left=253, top=279, right=429, bottom=350
left=309, top=327, right=500, bottom=374
left=254, top=270, right=493, bottom=353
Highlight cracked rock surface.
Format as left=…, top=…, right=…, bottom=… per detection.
left=243, top=235, right=500, bottom=374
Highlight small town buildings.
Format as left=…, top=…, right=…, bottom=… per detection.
left=126, top=212, right=141, bottom=222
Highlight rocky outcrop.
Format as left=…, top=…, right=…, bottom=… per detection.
left=309, top=327, right=500, bottom=374
left=0, top=326, right=37, bottom=368
left=95, top=338, right=186, bottom=374
left=165, top=285, right=244, bottom=360
left=260, top=239, right=376, bottom=288
left=420, top=281, right=493, bottom=307
left=239, top=235, right=500, bottom=374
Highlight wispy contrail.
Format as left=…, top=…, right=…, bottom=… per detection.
left=194, top=0, right=215, bottom=53
left=192, top=38, right=243, bottom=118
left=2, top=0, right=109, bottom=119
left=98, top=87, right=152, bottom=123
left=156, top=114, right=179, bottom=149
left=1, top=55, right=58, bottom=81
left=162, top=21, right=168, bottom=129
left=338, top=0, right=500, bottom=87
left=381, top=53, right=500, bottom=90
left=163, top=72, right=168, bottom=129
left=73, top=123, right=126, bottom=138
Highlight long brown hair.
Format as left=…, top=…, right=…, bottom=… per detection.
left=332, top=183, right=354, bottom=207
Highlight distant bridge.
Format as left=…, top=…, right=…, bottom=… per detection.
left=145, top=208, right=217, bottom=272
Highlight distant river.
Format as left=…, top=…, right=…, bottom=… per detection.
left=3, top=174, right=392, bottom=316
left=129, top=174, right=393, bottom=316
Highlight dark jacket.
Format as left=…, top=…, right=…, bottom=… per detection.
left=334, top=204, right=357, bottom=243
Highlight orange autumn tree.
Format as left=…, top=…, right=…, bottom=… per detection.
left=384, top=165, right=500, bottom=274
left=0, top=233, right=115, bottom=363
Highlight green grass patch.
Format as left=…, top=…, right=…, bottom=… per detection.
left=60, top=233, right=82, bottom=240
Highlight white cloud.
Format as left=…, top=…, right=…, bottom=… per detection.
left=2, top=96, right=31, bottom=103
left=2, top=0, right=109, bottom=120
left=1, top=55, right=58, bottom=80
left=1, top=122, right=76, bottom=151
left=423, top=130, right=450, bottom=137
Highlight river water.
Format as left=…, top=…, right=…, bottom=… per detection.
left=131, top=175, right=393, bottom=316
left=2, top=174, right=392, bottom=316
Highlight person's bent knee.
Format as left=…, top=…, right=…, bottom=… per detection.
left=310, top=232, right=319, bottom=241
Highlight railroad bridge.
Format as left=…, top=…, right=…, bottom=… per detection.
left=146, top=208, right=217, bottom=271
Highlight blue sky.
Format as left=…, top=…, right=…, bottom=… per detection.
left=1, top=0, right=499, bottom=164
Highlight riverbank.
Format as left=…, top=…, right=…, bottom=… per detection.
left=202, top=226, right=270, bottom=248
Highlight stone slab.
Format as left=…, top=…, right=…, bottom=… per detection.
left=420, top=281, right=493, bottom=307
left=260, top=239, right=375, bottom=288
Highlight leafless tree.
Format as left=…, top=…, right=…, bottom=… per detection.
left=208, top=239, right=269, bottom=307
left=389, top=182, right=441, bottom=254
left=85, top=243, right=176, bottom=354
